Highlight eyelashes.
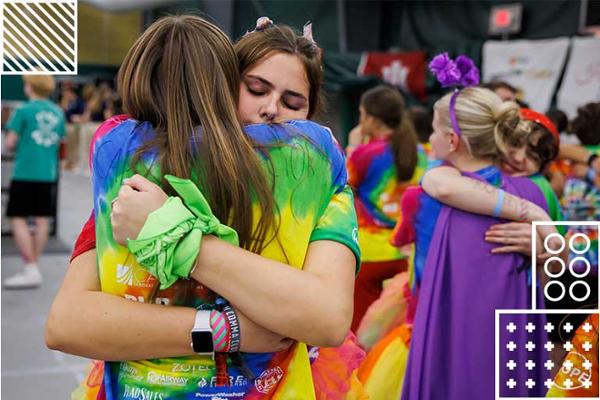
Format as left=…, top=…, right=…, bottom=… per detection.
left=244, top=83, right=306, bottom=111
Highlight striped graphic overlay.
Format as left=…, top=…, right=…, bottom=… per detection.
left=1, top=0, right=78, bottom=75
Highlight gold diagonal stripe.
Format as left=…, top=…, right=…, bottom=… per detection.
left=19, top=2, right=75, bottom=55
left=7, top=2, right=74, bottom=66
left=49, top=1, right=76, bottom=30
left=45, top=3, right=75, bottom=38
left=4, top=5, right=64, bottom=70
left=3, top=23, right=53, bottom=71
left=5, top=4, right=69, bottom=71
left=15, top=2, right=74, bottom=68
left=3, top=48, right=26, bottom=72
left=3, top=36, right=38, bottom=71
left=4, top=35, right=40, bottom=71
left=19, top=4, right=74, bottom=60
left=35, top=2, right=76, bottom=49
left=58, top=0, right=76, bottom=17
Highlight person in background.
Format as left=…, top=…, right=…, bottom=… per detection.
left=482, top=80, right=529, bottom=108
left=3, top=75, right=66, bottom=289
left=547, top=108, right=576, bottom=144
left=345, top=85, right=419, bottom=331
left=406, top=105, right=434, bottom=160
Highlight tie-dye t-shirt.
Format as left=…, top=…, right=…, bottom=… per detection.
left=89, top=118, right=360, bottom=400
left=347, top=137, right=426, bottom=262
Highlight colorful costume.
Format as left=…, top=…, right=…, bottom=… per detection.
left=77, top=118, right=362, bottom=399
left=347, top=138, right=426, bottom=330
left=401, top=166, right=550, bottom=399
left=546, top=314, right=598, bottom=397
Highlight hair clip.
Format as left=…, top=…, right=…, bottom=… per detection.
left=303, top=21, right=322, bottom=59
left=255, top=16, right=274, bottom=31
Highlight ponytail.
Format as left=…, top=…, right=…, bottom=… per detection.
left=361, top=85, right=418, bottom=181
left=390, top=116, right=418, bottom=181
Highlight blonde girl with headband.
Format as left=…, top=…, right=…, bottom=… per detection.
left=399, top=54, right=562, bottom=399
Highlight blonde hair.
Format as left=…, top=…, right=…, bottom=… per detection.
left=23, top=75, right=55, bottom=97
left=434, top=87, right=531, bottom=162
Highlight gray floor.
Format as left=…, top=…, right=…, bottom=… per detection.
left=2, top=170, right=93, bottom=399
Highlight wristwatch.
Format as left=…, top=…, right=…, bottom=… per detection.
left=191, top=310, right=214, bottom=354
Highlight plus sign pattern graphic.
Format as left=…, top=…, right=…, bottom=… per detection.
left=498, top=313, right=598, bottom=399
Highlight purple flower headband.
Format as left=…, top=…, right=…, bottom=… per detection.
left=429, top=52, right=480, bottom=137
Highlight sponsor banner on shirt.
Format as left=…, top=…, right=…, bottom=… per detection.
left=482, top=37, right=570, bottom=112
left=557, top=37, right=600, bottom=119
left=358, top=51, right=427, bottom=100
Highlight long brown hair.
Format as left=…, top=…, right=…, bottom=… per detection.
left=361, top=85, right=418, bottom=181
left=235, top=24, right=323, bottom=119
left=118, top=15, right=275, bottom=252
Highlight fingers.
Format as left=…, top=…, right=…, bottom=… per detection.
left=485, top=236, right=525, bottom=245
left=490, top=245, right=526, bottom=254
left=118, top=183, right=136, bottom=200
left=124, top=174, right=156, bottom=192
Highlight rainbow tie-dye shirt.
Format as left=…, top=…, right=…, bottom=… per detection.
left=346, top=138, right=426, bottom=262
left=91, top=119, right=360, bottom=400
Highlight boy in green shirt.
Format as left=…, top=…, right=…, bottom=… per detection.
left=4, top=75, right=66, bottom=289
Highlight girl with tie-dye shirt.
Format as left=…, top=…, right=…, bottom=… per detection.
left=46, top=16, right=362, bottom=400
left=345, top=85, right=422, bottom=331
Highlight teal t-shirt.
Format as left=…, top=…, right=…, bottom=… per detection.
left=6, top=99, right=66, bottom=182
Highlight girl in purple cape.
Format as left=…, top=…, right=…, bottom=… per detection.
left=401, top=54, right=561, bottom=399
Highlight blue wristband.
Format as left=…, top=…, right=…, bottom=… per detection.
left=492, top=189, right=506, bottom=218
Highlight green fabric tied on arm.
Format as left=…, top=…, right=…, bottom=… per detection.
left=127, top=174, right=239, bottom=289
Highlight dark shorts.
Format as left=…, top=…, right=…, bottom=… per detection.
left=6, top=180, right=57, bottom=217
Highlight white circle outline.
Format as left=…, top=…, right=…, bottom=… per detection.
left=569, top=281, right=591, bottom=302
left=569, top=233, right=591, bottom=255
left=544, top=233, right=566, bottom=255
left=569, top=257, right=591, bottom=278
left=544, top=280, right=566, bottom=302
left=544, top=257, right=566, bottom=278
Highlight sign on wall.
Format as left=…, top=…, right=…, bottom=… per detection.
left=482, top=37, right=570, bottom=112
left=557, top=37, right=600, bottom=119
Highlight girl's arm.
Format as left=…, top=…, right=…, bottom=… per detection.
left=421, top=166, right=550, bottom=222
left=422, top=166, right=567, bottom=260
left=192, top=238, right=355, bottom=348
left=45, top=250, right=293, bottom=361
left=111, top=176, right=356, bottom=348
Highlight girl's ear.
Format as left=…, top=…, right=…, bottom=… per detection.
left=448, top=131, right=460, bottom=152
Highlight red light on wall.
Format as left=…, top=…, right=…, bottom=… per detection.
left=489, top=4, right=522, bottom=35
left=495, top=9, right=511, bottom=28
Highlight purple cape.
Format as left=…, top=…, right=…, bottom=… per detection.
left=402, top=172, right=550, bottom=399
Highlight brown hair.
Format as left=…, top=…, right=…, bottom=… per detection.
left=571, top=102, right=600, bottom=146
left=526, top=123, right=559, bottom=172
left=118, top=15, right=276, bottom=253
left=235, top=24, right=323, bottom=119
left=23, top=75, right=55, bottom=98
left=435, top=87, right=531, bottom=162
left=361, top=85, right=418, bottom=181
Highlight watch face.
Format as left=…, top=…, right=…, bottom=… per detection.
left=192, top=331, right=214, bottom=353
